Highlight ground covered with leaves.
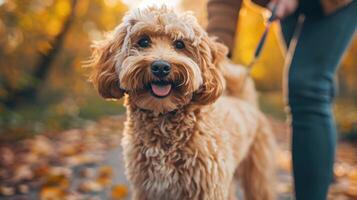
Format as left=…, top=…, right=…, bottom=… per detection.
left=1, top=115, right=357, bottom=200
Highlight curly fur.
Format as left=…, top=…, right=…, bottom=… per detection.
left=89, top=6, right=276, bottom=200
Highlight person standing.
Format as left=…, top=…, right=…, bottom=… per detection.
left=207, top=0, right=357, bottom=199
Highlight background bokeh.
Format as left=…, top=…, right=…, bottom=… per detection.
left=0, top=1, right=357, bottom=199
left=0, top=0, right=356, bottom=140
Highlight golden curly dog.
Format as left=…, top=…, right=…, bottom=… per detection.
left=89, top=6, right=276, bottom=200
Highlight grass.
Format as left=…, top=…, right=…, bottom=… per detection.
left=0, top=93, right=125, bottom=141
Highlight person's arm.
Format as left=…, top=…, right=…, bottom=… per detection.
left=206, top=0, right=243, bottom=57
left=206, top=0, right=274, bottom=57
left=207, top=0, right=297, bottom=57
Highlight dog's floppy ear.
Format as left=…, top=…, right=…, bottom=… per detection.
left=89, top=24, right=128, bottom=99
left=192, top=37, right=228, bottom=105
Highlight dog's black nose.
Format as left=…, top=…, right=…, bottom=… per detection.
left=151, top=60, right=171, bottom=78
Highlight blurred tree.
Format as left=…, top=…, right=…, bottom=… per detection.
left=2, top=0, right=79, bottom=107
left=0, top=0, right=128, bottom=108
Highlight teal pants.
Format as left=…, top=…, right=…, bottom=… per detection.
left=281, top=1, right=357, bottom=200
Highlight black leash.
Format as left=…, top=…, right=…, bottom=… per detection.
left=239, top=4, right=305, bottom=93
left=245, top=4, right=278, bottom=74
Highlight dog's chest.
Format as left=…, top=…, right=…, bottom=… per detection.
left=137, top=140, right=199, bottom=189
left=122, top=110, right=208, bottom=198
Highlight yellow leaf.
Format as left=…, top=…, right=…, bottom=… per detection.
left=40, top=187, right=66, bottom=200
left=44, top=174, right=70, bottom=190
left=56, top=0, right=71, bottom=17
left=46, top=19, right=62, bottom=36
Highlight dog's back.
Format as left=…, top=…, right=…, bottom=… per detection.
left=220, top=60, right=258, bottom=107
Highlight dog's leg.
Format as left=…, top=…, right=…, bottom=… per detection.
left=239, top=117, right=276, bottom=200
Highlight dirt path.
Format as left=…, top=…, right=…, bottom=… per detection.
left=1, top=115, right=356, bottom=200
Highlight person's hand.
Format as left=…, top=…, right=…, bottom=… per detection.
left=268, top=0, right=298, bottom=20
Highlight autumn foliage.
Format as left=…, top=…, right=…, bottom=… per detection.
left=0, top=0, right=357, bottom=199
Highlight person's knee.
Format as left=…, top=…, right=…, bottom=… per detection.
left=288, top=74, right=334, bottom=115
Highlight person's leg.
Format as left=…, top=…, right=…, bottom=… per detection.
left=281, top=2, right=357, bottom=200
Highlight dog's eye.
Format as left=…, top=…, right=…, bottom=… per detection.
left=137, top=36, right=151, bottom=48
left=174, top=40, right=185, bottom=49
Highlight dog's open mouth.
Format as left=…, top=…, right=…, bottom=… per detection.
left=150, top=81, right=172, bottom=98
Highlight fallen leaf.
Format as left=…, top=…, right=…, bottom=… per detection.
left=334, top=163, right=350, bottom=178
left=111, top=184, right=128, bottom=200
left=34, top=165, right=50, bottom=179
left=348, top=169, right=357, bottom=181
left=277, top=150, right=291, bottom=172
left=13, top=164, right=34, bottom=182
left=49, top=166, right=72, bottom=178
left=328, top=194, right=350, bottom=200
left=59, top=143, right=85, bottom=157
left=78, top=180, right=103, bottom=193
left=0, top=147, right=15, bottom=166
left=96, top=165, right=113, bottom=186
left=65, top=154, right=102, bottom=166
left=276, top=181, right=292, bottom=194
left=43, top=174, right=70, bottom=190
left=0, top=169, right=10, bottom=179
left=40, top=186, right=66, bottom=200
left=346, top=184, right=357, bottom=198
left=65, top=192, right=85, bottom=200
left=80, top=168, right=95, bottom=179
left=18, top=184, right=30, bottom=194
left=97, top=166, right=113, bottom=178
left=0, top=186, right=15, bottom=196
left=23, top=152, right=41, bottom=165
left=96, top=176, right=112, bottom=187
left=29, top=135, right=54, bottom=156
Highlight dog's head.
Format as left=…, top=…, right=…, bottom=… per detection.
left=90, top=6, right=228, bottom=113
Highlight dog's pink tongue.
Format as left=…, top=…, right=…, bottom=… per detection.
left=151, top=84, right=171, bottom=97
